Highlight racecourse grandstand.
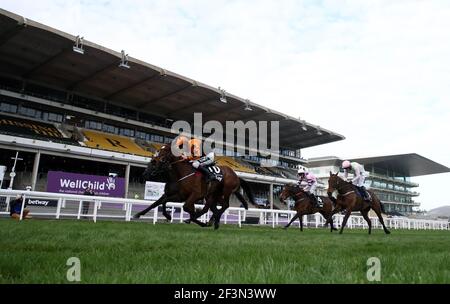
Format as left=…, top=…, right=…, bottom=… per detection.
left=0, top=8, right=345, bottom=209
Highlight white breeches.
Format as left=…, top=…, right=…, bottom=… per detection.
left=303, top=183, right=317, bottom=194
left=353, top=175, right=365, bottom=187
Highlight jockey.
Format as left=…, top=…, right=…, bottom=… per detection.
left=297, top=165, right=320, bottom=207
left=342, top=160, right=370, bottom=201
left=175, top=135, right=216, bottom=182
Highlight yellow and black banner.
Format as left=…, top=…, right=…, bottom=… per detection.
left=0, top=114, right=65, bottom=140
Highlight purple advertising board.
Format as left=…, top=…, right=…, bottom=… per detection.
left=47, top=171, right=125, bottom=197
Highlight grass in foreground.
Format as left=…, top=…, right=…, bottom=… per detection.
left=0, top=218, right=449, bottom=283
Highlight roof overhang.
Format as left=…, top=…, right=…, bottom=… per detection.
left=0, top=8, right=344, bottom=150
left=307, top=154, right=450, bottom=177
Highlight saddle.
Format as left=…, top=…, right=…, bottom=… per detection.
left=354, top=186, right=371, bottom=202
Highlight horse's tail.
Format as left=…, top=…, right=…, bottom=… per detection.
left=234, top=191, right=249, bottom=210
left=380, top=201, right=386, bottom=214
left=367, top=189, right=386, bottom=214
left=239, top=178, right=256, bottom=208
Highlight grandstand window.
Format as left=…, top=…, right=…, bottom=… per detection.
left=0, top=102, right=18, bottom=113
left=135, top=131, right=148, bottom=140
left=19, top=106, right=42, bottom=119
left=164, top=136, right=174, bottom=144
left=47, top=112, right=63, bottom=122
left=150, top=134, right=164, bottom=143
left=85, top=120, right=102, bottom=130
left=119, top=128, right=135, bottom=137
left=102, top=123, right=119, bottom=134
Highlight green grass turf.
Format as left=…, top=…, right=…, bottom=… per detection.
left=0, top=218, right=449, bottom=284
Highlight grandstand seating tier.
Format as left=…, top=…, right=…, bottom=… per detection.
left=82, top=129, right=152, bottom=157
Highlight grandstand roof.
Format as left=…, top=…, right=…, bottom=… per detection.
left=0, top=8, right=344, bottom=150
left=307, top=154, right=450, bottom=177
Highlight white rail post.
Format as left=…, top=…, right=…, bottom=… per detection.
left=171, top=206, right=175, bottom=223
left=238, top=209, right=242, bottom=228
left=19, top=193, right=27, bottom=221
left=77, top=200, right=82, bottom=220
left=272, top=211, right=275, bottom=228
left=56, top=198, right=62, bottom=220
left=93, top=200, right=98, bottom=223
left=153, top=206, right=158, bottom=225
left=125, top=203, right=131, bottom=222
left=5, top=196, right=11, bottom=214
left=179, top=208, right=184, bottom=223
left=224, top=210, right=228, bottom=224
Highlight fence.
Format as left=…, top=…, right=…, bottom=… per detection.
left=0, top=189, right=448, bottom=230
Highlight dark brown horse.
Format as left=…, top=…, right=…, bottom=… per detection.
left=279, top=183, right=337, bottom=232
left=327, top=172, right=391, bottom=234
left=133, top=145, right=255, bottom=229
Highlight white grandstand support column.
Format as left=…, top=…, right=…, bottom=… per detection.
left=269, top=183, right=274, bottom=209
left=31, top=151, right=41, bottom=191
left=124, top=163, right=131, bottom=198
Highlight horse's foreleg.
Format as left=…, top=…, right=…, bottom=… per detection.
left=339, top=209, right=352, bottom=234
left=284, top=213, right=299, bottom=230
left=133, top=194, right=168, bottom=219
left=183, top=196, right=207, bottom=228
left=213, top=195, right=229, bottom=230
left=361, top=209, right=372, bottom=235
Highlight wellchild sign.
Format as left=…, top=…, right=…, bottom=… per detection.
left=47, top=171, right=125, bottom=197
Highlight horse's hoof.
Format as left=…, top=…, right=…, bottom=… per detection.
left=133, top=215, right=140, bottom=219
left=184, top=219, right=191, bottom=224
left=283, top=226, right=288, bottom=230
left=385, top=230, right=391, bottom=234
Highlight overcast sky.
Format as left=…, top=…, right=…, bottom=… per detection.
left=2, top=0, right=449, bottom=210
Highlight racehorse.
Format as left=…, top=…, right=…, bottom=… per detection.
left=279, top=183, right=337, bottom=232
left=327, top=172, right=391, bottom=234
left=133, top=145, right=256, bottom=229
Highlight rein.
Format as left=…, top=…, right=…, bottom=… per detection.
left=177, top=172, right=195, bottom=182
left=170, top=158, right=187, bottom=165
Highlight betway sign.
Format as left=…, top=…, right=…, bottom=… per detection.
left=47, top=171, right=125, bottom=197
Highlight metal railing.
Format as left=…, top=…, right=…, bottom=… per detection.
left=0, top=190, right=448, bottom=231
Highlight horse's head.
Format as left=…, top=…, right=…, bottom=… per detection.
left=280, top=183, right=303, bottom=203
left=327, top=171, right=341, bottom=198
left=143, top=145, right=175, bottom=180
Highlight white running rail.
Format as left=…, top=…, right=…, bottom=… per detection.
left=0, top=190, right=448, bottom=230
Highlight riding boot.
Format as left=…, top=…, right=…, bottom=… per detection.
left=360, top=186, right=371, bottom=202
left=310, top=193, right=319, bottom=208
left=197, top=166, right=214, bottom=182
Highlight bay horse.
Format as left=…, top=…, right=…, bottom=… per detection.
left=133, top=145, right=255, bottom=229
left=279, top=183, right=337, bottom=232
left=327, top=172, right=391, bottom=234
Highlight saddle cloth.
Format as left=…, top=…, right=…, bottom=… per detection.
left=317, top=196, right=323, bottom=207
left=207, top=165, right=223, bottom=182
